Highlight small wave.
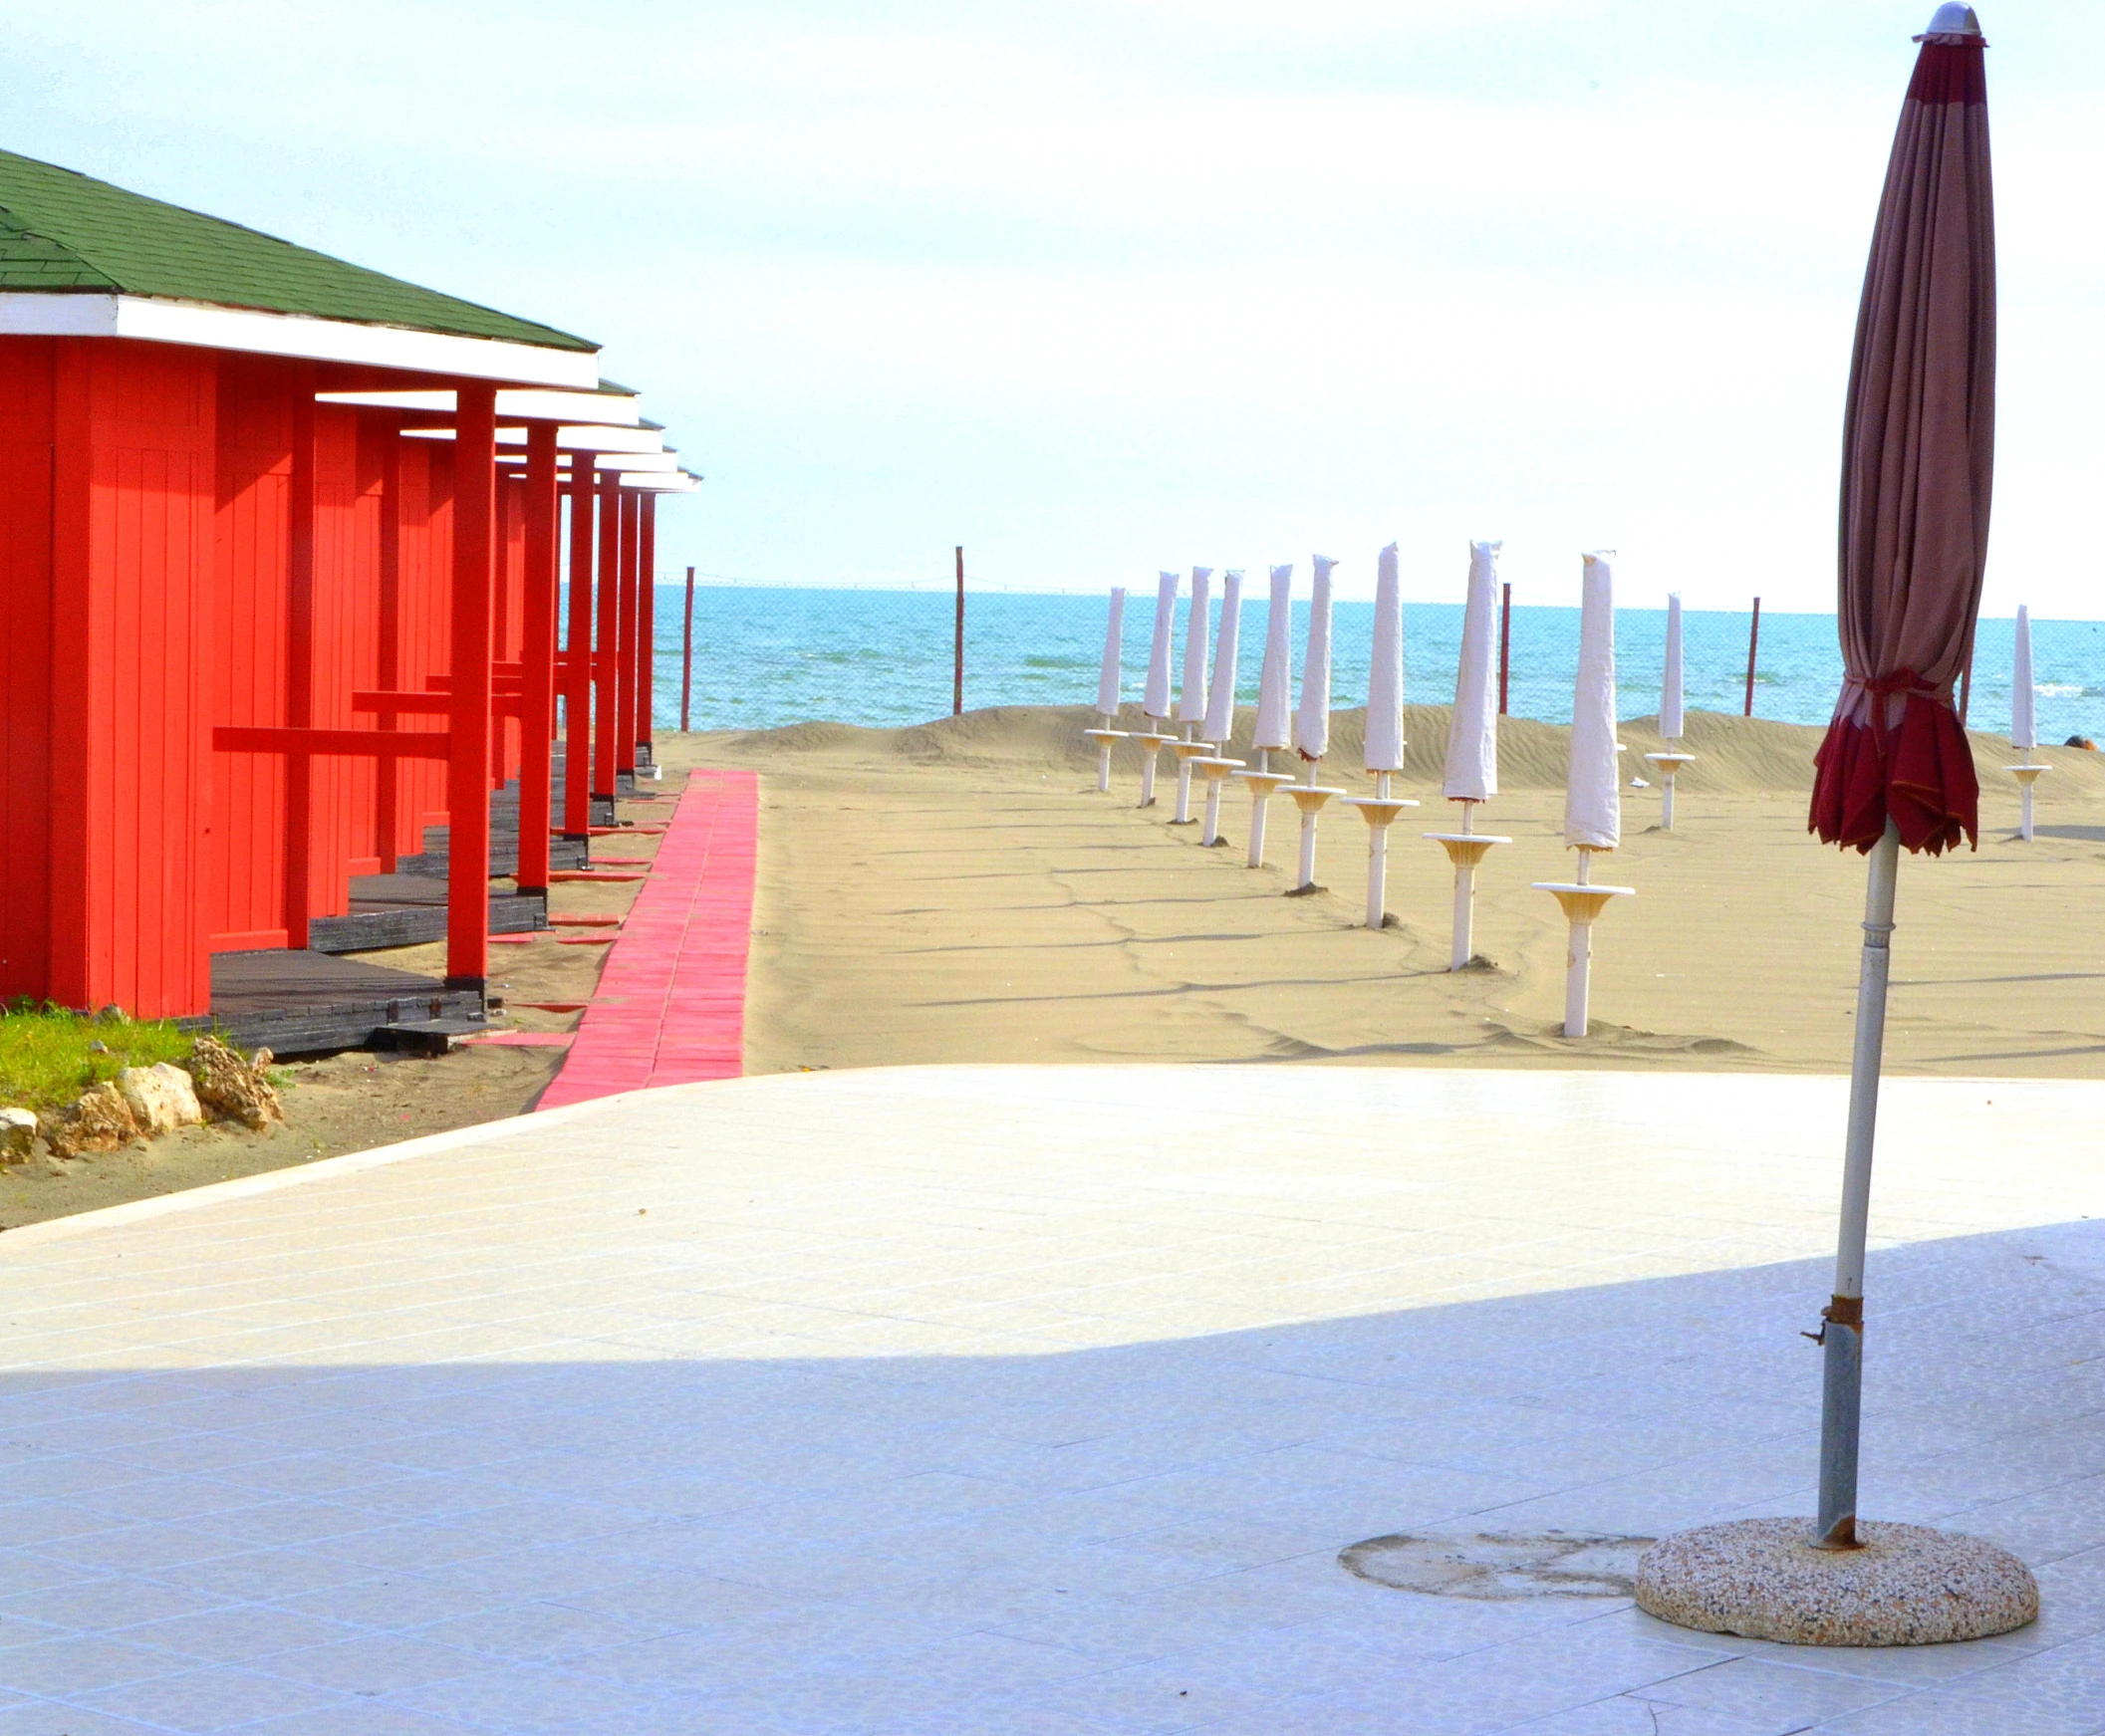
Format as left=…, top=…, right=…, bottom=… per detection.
left=2037, top=683, right=2086, bottom=697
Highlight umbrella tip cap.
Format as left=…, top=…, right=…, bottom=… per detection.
left=1921, top=3, right=1980, bottom=36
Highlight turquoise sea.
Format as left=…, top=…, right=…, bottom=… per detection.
left=643, top=586, right=2105, bottom=746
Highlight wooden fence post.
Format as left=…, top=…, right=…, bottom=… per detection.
left=1743, top=597, right=1762, bottom=717
left=680, top=566, right=695, bottom=732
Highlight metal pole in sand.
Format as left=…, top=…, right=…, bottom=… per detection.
left=1341, top=545, right=1417, bottom=928
left=1285, top=556, right=1345, bottom=892
left=1170, top=568, right=1213, bottom=825
left=1134, top=571, right=1181, bottom=808
left=1427, top=800, right=1510, bottom=970
left=1644, top=590, right=1696, bottom=829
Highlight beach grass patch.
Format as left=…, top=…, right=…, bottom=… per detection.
left=0, top=1004, right=195, bottom=1115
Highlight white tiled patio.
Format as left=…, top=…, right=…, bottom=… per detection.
left=0, top=1065, right=2101, bottom=1735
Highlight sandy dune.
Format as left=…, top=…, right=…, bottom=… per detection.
left=658, top=706, right=2105, bottom=1080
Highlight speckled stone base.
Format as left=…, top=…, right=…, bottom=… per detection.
left=1637, top=1519, right=2038, bottom=1646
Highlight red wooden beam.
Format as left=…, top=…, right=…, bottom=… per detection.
left=376, top=422, right=403, bottom=872
left=214, top=726, right=454, bottom=759
left=563, top=452, right=596, bottom=835
left=593, top=469, right=620, bottom=798
left=517, top=421, right=559, bottom=894
left=448, top=381, right=498, bottom=990
left=352, top=691, right=522, bottom=718
left=286, top=365, right=318, bottom=951
left=615, top=487, right=640, bottom=776
left=636, top=491, right=657, bottom=758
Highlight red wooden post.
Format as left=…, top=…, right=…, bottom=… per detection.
left=375, top=420, right=402, bottom=873
left=516, top=421, right=558, bottom=894
left=285, top=364, right=318, bottom=950
left=1497, top=580, right=1512, bottom=717
left=1743, top=596, right=1761, bottom=718
left=562, top=453, right=596, bottom=833
left=592, top=468, right=620, bottom=798
left=616, top=488, right=640, bottom=774
left=445, top=381, right=497, bottom=990
left=636, top=492, right=657, bottom=758
left=680, top=565, right=695, bottom=732
left=952, top=544, right=964, bottom=716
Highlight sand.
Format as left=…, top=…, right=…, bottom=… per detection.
left=657, top=704, right=2105, bottom=1079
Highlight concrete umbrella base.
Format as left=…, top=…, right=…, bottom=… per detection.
left=1636, top=1519, right=2037, bottom=1647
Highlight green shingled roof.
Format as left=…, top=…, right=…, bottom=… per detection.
left=0, top=149, right=595, bottom=353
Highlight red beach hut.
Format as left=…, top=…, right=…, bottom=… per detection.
left=0, top=149, right=693, bottom=1046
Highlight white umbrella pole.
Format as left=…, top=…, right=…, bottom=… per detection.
left=1140, top=738, right=1160, bottom=808
left=1096, top=715, right=1115, bottom=792
left=1246, top=748, right=1273, bottom=868
left=1663, top=773, right=1676, bottom=831
left=1815, top=819, right=1900, bottom=1551
left=1563, top=848, right=1595, bottom=1038
left=1297, top=758, right=1319, bottom=888
left=1451, top=802, right=1476, bottom=970
left=1364, top=772, right=1391, bottom=929
left=1175, top=722, right=1196, bottom=824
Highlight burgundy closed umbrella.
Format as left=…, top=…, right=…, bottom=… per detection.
left=1810, top=2, right=1993, bottom=1551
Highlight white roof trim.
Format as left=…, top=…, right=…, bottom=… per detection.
left=315, top=386, right=642, bottom=427
left=0, top=294, right=599, bottom=388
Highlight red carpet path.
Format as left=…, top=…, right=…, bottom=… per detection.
left=536, top=770, right=758, bottom=1109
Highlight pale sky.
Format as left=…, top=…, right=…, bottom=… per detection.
left=1, top=1, right=2097, bottom=614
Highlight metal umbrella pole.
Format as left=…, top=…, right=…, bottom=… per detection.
left=1815, top=819, right=1900, bottom=1549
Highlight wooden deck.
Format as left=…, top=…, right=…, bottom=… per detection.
left=307, top=875, right=548, bottom=954
left=201, top=950, right=487, bottom=1056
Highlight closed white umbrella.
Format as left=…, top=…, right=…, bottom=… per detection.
left=1135, top=571, right=1180, bottom=807
left=2005, top=604, right=2045, bottom=841
left=1428, top=540, right=1510, bottom=969
left=1533, top=552, right=1634, bottom=1036
left=1195, top=571, right=1247, bottom=846
left=1083, top=586, right=1129, bottom=793
left=1236, top=564, right=1297, bottom=868
left=1645, top=591, right=1697, bottom=829
left=1095, top=586, right=1126, bottom=718
left=1345, top=543, right=1418, bottom=928
left=1286, top=556, right=1347, bottom=892
left=1171, top=569, right=1213, bottom=824
left=1178, top=569, right=1212, bottom=727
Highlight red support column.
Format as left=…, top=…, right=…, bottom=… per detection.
left=680, top=565, right=695, bottom=733
left=376, top=421, right=402, bottom=873
left=616, top=488, right=640, bottom=776
left=446, top=382, right=497, bottom=990
left=593, top=468, right=620, bottom=798
left=285, top=364, right=318, bottom=950
left=562, top=456, right=596, bottom=835
left=636, top=491, right=657, bottom=760
left=518, top=423, right=559, bottom=894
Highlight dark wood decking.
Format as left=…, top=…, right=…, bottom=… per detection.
left=202, top=950, right=487, bottom=1056
left=307, top=876, right=548, bottom=955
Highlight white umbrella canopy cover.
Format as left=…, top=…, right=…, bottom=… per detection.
left=2011, top=604, right=2034, bottom=752
left=1444, top=540, right=1501, bottom=802
left=1144, top=571, right=1179, bottom=719
left=1296, top=556, right=1337, bottom=760
left=1203, top=571, right=1243, bottom=745
left=1095, top=587, right=1127, bottom=716
left=1178, top=568, right=1212, bottom=725
left=1661, top=592, right=1686, bottom=741
left=1253, top=565, right=1295, bottom=751
left=1565, top=552, right=1621, bottom=850
left=1365, top=543, right=1405, bottom=773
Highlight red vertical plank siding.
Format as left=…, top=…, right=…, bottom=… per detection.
left=210, top=358, right=293, bottom=951
left=0, top=340, right=57, bottom=1003
left=446, top=384, right=496, bottom=988
left=51, top=341, right=214, bottom=1015
left=309, top=402, right=370, bottom=910
left=374, top=423, right=402, bottom=871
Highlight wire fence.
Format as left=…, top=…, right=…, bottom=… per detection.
left=647, top=582, right=2105, bottom=747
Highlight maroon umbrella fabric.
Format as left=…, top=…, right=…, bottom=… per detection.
left=1810, top=11, right=1994, bottom=857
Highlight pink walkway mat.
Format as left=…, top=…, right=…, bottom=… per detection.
left=536, top=770, right=757, bottom=1109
